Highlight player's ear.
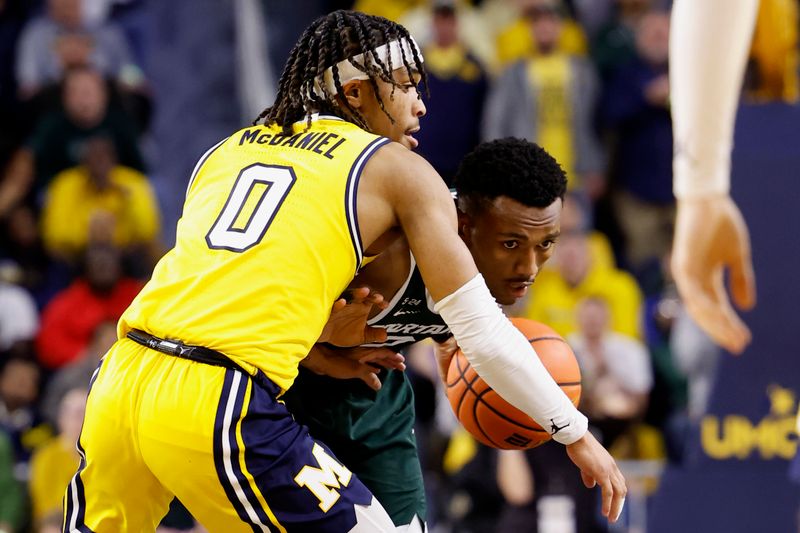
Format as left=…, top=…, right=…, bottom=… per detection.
left=457, top=209, right=472, bottom=241
left=342, top=80, right=364, bottom=109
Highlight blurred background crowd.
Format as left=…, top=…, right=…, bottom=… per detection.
left=0, top=0, right=798, bottom=531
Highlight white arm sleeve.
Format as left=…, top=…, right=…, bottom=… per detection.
left=434, top=274, right=588, bottom=445
left=670, top=0, right=759, bottom=199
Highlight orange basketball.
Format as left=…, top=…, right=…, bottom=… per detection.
left=446, top=317, right=581, bottom=450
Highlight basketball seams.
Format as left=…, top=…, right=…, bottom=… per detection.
left=462, top=357, right=548, bottom=450
left=476, top=388, right=547, bottom=433
left=472, top=386, right=505, bottom=448
left=528, top=336, right=568, bottom=343
left=446, top=318, right=582, bottom=450
left=452, top=352, right=482, bottom=422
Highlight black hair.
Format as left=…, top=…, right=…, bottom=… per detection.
left=454, top=138, right=568, bottom=215
left=254, top=10, right=427, bottom=136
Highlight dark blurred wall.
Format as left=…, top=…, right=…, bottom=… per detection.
left=650, top=103, right=800, bottom=533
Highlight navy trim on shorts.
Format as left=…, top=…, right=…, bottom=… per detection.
left=344, top=136, right=390, bottom=274
left=213, top=369, right=280, bottom=532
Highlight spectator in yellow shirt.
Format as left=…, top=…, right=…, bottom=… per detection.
left=495, top=0, right=588, bottom=68
left=28, top=387, right=87, bottom=526
left=41, top=135, right=160, bottom=267
left=520, top=201, right=643, bottom=339
left=483, top=0, right=604, bottom=195
left=749, top=0, right=798, bottom=102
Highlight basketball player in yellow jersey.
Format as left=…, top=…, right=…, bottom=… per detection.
left=66, top=10, right=625, bottom=532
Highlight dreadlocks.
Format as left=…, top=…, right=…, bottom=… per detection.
left=254, top=10, right=427, bottom=136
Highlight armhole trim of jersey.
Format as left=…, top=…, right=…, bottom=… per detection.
left=345, top=136, right=391, bottom=274
left=185, top=137, right=229, bottom=198
left=367, top=251, right=416, bottom=325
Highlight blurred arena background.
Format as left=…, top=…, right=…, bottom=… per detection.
left=0, top=0, right=798, bottom=531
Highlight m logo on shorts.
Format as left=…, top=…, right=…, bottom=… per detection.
left=294, top=443, right=353, bottom=512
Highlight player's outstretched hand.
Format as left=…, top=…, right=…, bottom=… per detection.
left=301, top=344, right=399, bottom=390
left=565, top=431, right=627, bottom=523
left=319, top=287, right=389, bottom=347
left=672, top=195, right=756, bottom=354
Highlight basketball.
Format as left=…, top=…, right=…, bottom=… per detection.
left=445, top=317, right=581, bottom=450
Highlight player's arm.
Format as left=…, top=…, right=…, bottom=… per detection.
left=361, top=144, right=626, bottom=521
left=670, top=0, right=758, bottom=199
left=670, top=0, right=758, bottom=353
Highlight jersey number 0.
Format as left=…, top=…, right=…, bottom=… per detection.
left=206, top=164, right=296, bottom=252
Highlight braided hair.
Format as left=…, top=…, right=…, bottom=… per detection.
left=254, top=10, right=427, bottom=135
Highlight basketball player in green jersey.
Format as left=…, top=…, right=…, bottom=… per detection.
left=284, top=138, right=572, bottom=531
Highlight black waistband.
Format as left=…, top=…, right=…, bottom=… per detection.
left=126, top=329, right=240, bottom=371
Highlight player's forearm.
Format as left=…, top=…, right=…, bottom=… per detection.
left=670, top=0, right=759, bottom=199
left=434, top=274, right=588, bottom=445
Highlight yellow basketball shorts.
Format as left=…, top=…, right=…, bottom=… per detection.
left=63, top=338, right=395, bottom=532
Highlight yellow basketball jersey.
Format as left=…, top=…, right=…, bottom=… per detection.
left=119, top=116, right=389, bottom=392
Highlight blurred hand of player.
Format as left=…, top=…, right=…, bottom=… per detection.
left=319, top=286, right=389, bottom=347
left=301, top=344, right=401, bottom=390
left=566, top=431, right=627, bottom=523
left=672, top=195, right=756, bottom=354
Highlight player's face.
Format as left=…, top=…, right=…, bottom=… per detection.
left=356, top=68, right=426, bottom=150
left=460, top=196, right=561, bottom=306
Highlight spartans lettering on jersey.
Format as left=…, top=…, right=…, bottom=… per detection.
left=383, top=323, right=450, bottom=336
left=700, top=384, right=798, bottom=460
left=239, top=128, right=347, bottom=159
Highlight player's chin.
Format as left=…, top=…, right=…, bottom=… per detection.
left=395, top=135, right=418, bottom=150
left=495, top=291, right=518, bottom=307
left=506, top=283, right=530, bottom=302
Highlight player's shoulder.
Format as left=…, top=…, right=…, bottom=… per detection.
left=364, top=142, right=451, bottom=208
left=367, top=142, right=439, bottom=183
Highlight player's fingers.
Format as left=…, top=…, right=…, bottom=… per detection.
left=598, top=476, right=613, bottom=518
left=358, top=348, right=400, bottom=362
left=364, top=292, right=385, bottom=305
left=370, top=354, right=406, bottom=371
left=362, top=325, right=388, bottom=344
left=729, top=247, right=756, bottom=312
left=360, top=369, right=382, bottom=391
left=347, top=286, right=371, bottom=303
left=331, top=298, right=347, bottom=313
left=609, top=471, right=627, bottom=522
left=378, top=356, right=406, bottom=371
left=679, top=274, right=749, bottom=354
left=358, top=350, right=405, bottom=369
left=685, top=296, right=748, bottom=354
left=709, top=274, right=751, bottom=353
left=580, top=470, right=596, bottom=489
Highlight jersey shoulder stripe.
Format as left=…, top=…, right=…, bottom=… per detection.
left=185, top=137, right=229, bottom=198
left=345, top=136, right=390, bottom=273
